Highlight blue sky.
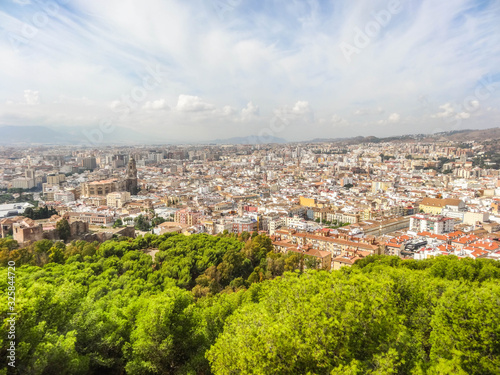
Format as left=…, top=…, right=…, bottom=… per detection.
left=0, top=0, right=499, bottom=142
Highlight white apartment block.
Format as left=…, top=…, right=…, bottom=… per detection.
left=409, top=214, right=455, bottom=235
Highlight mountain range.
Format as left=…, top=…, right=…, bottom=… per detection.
left=1, top=125, right=500, bottom=146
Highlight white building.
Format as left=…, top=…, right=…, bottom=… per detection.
left=409, top=214, right=455, bottom=234
left=215, top=221, right=233, bottom=234
left=0, top=202, right=35, bottom=219
left=463, top=212, right=489, bottom=226
left=53, top=191, right=75, bottom=204
left=11, top=178, right=35, bottom=190
left=285, top=216, right=308, bottom=231
left=268, top=217, right=285, bottom=235
left=106, top=191, right=131, bottom=208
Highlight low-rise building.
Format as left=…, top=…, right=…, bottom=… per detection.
left=174, top=209, right=201, bottom=226
left=67, top=212, right=114, bottom=226
left=419, top=197, right=466, bottom=215
left=232, top=217, right=258, bottom=233
left=106, top=191, right=131, bottom=208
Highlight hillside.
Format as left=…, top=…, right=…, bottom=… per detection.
left=0, top=125, right=156, bottom=145
left=208, top=135, right=287, bottom=144
left=308, top=127, right=500, bottom=145
left=441, top=127, right=500, bottom=142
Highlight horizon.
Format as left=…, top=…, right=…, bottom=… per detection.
left=0, top=124, right=496, bottom=147
left=0, top=125, right=500, bottom=148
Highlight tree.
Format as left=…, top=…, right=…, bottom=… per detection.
left=207, top=271, right=407, bottom=374
left=56, top=218, right=71, bottom=242
left=124, top=292, right=197, bottom=374
left=134, top=215, right=150, bottom=231
left=429, top=283, right=500, bottom=373
left=113, top=218, right=123, bottom=228
left=24, top=206, right=57, bottom=220
left=24, top=206, right=34, bottom=219
left=49, top=246, right=65, bottom=264
left=151, top=216, right=165, bottom=227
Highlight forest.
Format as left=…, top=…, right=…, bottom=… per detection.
left=1, top=233, right=499, bottom=374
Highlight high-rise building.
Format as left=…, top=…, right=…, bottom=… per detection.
left=82, top=157, right=97, bottom=170
left=25, top=168, right=35, bottom=180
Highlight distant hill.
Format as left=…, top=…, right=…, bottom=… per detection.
left=308, top=134, right=413, bottom=144
left=208, top=135, right=287, bottom=145
left=0, top=125, right=154, bottom=145
left=430, top=127, right=500, bottom=142
left=307, top=127, right=500, bottom=145
left=0, top=126, right=74, bottom=144
left=0, top=126, right=286, bottom=146
left=1, top=125, right=499, bottom=146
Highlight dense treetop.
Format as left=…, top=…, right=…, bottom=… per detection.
left=1, top=234, right=499, bottom=374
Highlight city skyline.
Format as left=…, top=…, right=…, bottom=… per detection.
left=0, top=0, right=499, bottom=143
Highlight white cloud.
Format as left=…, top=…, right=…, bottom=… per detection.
left=456, top=111, right=470, bottom=119
left=176, top=95, right=214, bottom=112
left=377, top=112, right=401, bottom=125
left=331, top=114, right=348, bottom=126
left=431, top=103, right=474, bottom=120
left=431, top=103, right=455, bottom=118
left=388, top=113, right=400, bottom=123
left=222, top=105, right=237, bottom=116
left=110, top=100, right=122, bottom=109
left=353, top=107, right=385, bottom=116
left=274, top=101, right=313, bottom=118
left=241, top=101, right=259, bottom=120
left=469, top=100, right=480, bottom=109
left=143, top=99, right=170, bottom=110
left=292, top=101, right=311, bottom=115
left=24, top=90, right=40, bottom=105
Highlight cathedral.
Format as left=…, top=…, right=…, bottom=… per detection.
left=80, top=157, right=138, bottom=197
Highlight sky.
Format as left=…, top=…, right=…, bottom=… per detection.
left=0, top=0, right=499, bottom=143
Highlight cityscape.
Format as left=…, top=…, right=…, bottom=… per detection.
left=3, top=131, right=500, bottom=266
left=1, top=0, right=500, bottom=374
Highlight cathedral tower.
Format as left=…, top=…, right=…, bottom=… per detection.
left=126, top=157, right=138, bottom=194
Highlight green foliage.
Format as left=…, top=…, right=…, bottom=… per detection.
left=134, top=215, right=150, bottom=231
left=208, top=271, right=407, bottom=374
left=0, top=192, right=36, bottom=205
left=56, top=218, right=71, bottom=242
left=124, top=291, right=196, bottom=374
left=1, top=241, right=499, bottom=374
left=429, top=283, right=500, bottom=374
left=113, top=218, right=123, bottom=228
left=151, top=216, right=166, bottom=227
left=23, top=206, right=58, bottom=220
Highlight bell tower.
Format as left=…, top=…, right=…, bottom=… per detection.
left=126, top=157, right=138, bottom=194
